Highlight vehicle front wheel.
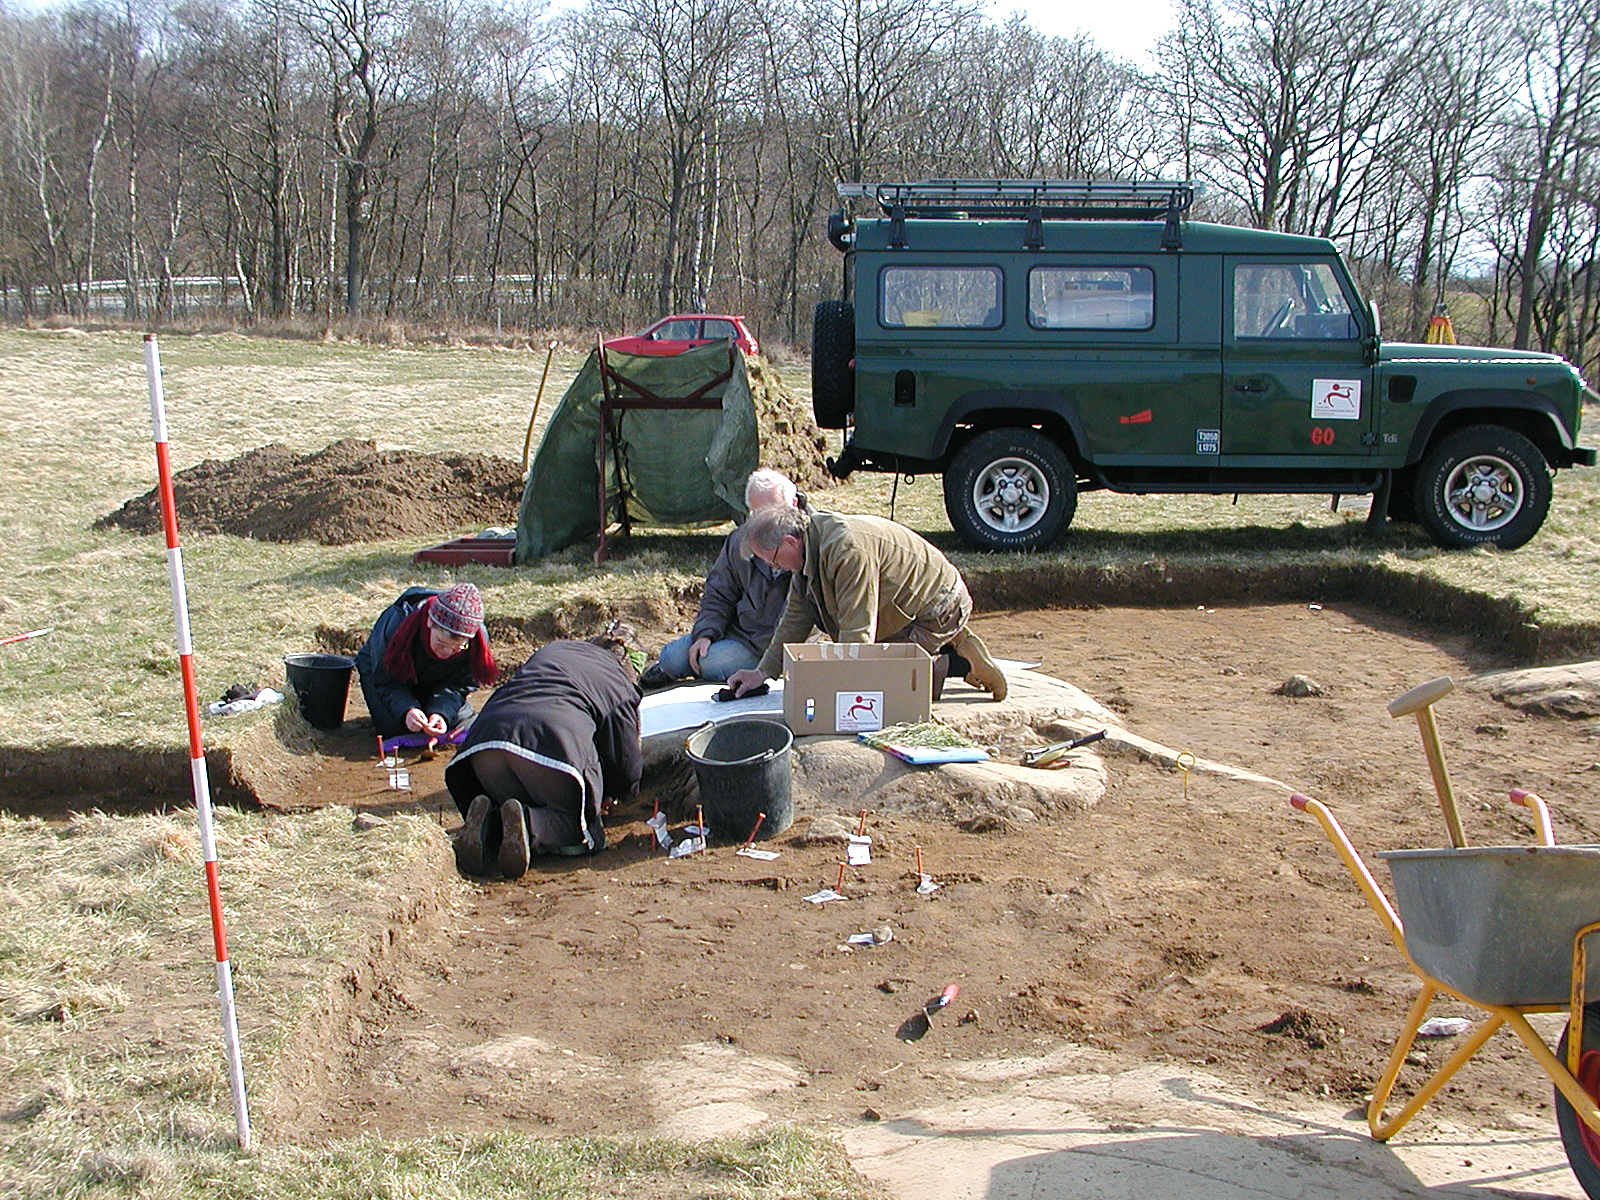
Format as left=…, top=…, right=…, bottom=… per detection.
left=944, top=429, right=1076, bottom=551
left=1413, top=425, right=1551, bottom=550
left=1555, top=1002, right=1600, bottom=1199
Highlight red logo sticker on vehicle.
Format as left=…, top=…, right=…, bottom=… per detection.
left=1120, top=409, right=1153, bottom=424
left=1311, top=426, right=1335, bottom=445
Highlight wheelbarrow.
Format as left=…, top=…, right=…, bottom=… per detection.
left=1292, top=779, right=1600, bottom=1196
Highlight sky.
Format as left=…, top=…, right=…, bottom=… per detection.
left=984, top=0, right=1176, bottom=65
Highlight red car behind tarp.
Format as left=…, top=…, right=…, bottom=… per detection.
left=603, top=313, right=758, bottom=357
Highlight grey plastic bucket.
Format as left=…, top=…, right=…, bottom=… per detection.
left=283, top=653, right=356, bottom=730
left=1380, top=844, right=1600, bottom=1006
left=684, top=718, right=794, bottom=843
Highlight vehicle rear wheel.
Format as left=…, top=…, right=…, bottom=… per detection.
left=811, top=301, right=854, bottom=429
left=944, top=429, right=1076, bottom=551
left=1413, top=425, right=1551, bottom=550
left=1555, top=1003, right=1600, bottom=1199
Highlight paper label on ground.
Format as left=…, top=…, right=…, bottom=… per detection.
left=647, top=812, right=672, bottom=848
left=847, top=834, right=872, bottom=865
left=736, top=846, right=780, bottom=860
left=835, top=691, right=884, bottom=732
left=803, top=888, right=844, bottom=904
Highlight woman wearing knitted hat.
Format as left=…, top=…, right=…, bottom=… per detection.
left=354, top=583, right=496, bottom=738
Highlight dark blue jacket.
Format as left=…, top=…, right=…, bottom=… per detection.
left=355, top=587, right=477, bottom=736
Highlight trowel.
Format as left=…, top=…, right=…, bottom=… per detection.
left=896, top=984, right=959, bottom=1042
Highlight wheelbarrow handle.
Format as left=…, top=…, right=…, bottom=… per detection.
left=1288, top=793, right=1404, bottom=950
left=1508, top=788, right=1556, bottom=847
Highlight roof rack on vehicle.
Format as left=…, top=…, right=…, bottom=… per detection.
left=847, top=179, right=1196, bottom=250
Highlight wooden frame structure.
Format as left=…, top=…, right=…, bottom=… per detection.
left=592, top=336, right=735, bottom=563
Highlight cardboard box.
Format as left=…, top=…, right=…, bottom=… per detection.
left=781, top=642, right=933, bottom=735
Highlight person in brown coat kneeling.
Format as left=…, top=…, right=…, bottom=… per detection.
left=723, top=506, right=1006, bottom=702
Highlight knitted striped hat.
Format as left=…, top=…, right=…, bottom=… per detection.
left=429, top=583, right=484, bottom=639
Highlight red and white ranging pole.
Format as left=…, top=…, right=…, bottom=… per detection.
left=143, top=334, right=252, bottom=1149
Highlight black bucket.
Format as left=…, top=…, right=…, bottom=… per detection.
left=684, top=718, right=794, bottom=843
left=283, top=653, right=355, bottom=730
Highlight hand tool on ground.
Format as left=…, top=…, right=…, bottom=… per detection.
left=1021, top=728, right=1106, bottom=767
left=0, top=627, right=52, bottom=646
left=896, top=984, right=961, bottom=1042
left=1387, top=676, right=1464, bottom=846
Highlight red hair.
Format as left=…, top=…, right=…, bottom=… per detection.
left=379, top=596, right=496, bottom=687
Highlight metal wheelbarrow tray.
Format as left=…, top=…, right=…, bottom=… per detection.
left=1379, top=844, right=1600, bottom=1007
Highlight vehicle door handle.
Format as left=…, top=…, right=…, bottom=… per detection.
left=1233, top=381, right=1268, bottom=394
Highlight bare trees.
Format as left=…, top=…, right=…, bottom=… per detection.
left=0, top=0, right=1595, bottom=376
left=292, top=0, right=399, bottom=316
left=1487, top=0, right=1600, bottom=355
left=1152, top=0, right=1425, bottom=239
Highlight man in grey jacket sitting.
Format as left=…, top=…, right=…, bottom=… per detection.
left=638, top=468, right=803, bottom=688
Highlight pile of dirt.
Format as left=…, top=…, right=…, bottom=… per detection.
left=746, top=357, right=834, bottom=497
left=97, top=439, right=524, bottom=544
left=96, top=367, right=828, bottom=546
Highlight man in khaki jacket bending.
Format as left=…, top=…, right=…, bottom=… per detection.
left=724, top=507, right=1007, bottom=702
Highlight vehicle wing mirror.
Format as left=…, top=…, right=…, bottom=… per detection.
left=1366, top=299, right=1381, bottom=365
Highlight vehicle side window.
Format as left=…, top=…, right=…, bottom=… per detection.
left=880, top=266, right=1003, bottom=328
left=653, top=319, right=700, bottom=340
left=1028, top=266, right=1154, bottom=330
left=1234, top=263, right=1356, bottom=340
left=702, top=319, right=736, bottom=339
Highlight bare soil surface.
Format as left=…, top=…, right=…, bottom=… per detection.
left=265, top=601, right=1600, bottom=1155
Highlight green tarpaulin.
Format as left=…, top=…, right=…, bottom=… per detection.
left=515, top=340, right=759, bottom=562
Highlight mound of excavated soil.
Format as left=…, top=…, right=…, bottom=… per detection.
left=97, top=439, right=525, bottom=544
left=746, top=357, right=834, bottom=498
left=97, top=369, right=829, bottom=545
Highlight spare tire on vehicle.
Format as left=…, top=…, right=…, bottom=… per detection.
left=811, top=300, right=855, bottom=429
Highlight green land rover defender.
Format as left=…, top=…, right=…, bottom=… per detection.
left=812, top=179, right=1595, bottom=551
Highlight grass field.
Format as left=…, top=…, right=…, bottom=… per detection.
left=2, top=325, right=1597, bottom=754
left=1, top=323, right=1597, bottom=1197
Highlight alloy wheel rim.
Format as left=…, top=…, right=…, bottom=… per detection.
left=972, top=457, right=1049, bottom=534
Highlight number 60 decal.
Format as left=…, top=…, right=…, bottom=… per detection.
left=1310, top=426, right=1336, bottom=446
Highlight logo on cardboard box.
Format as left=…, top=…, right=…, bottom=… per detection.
left=836, top=691, right=884, bottom=732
